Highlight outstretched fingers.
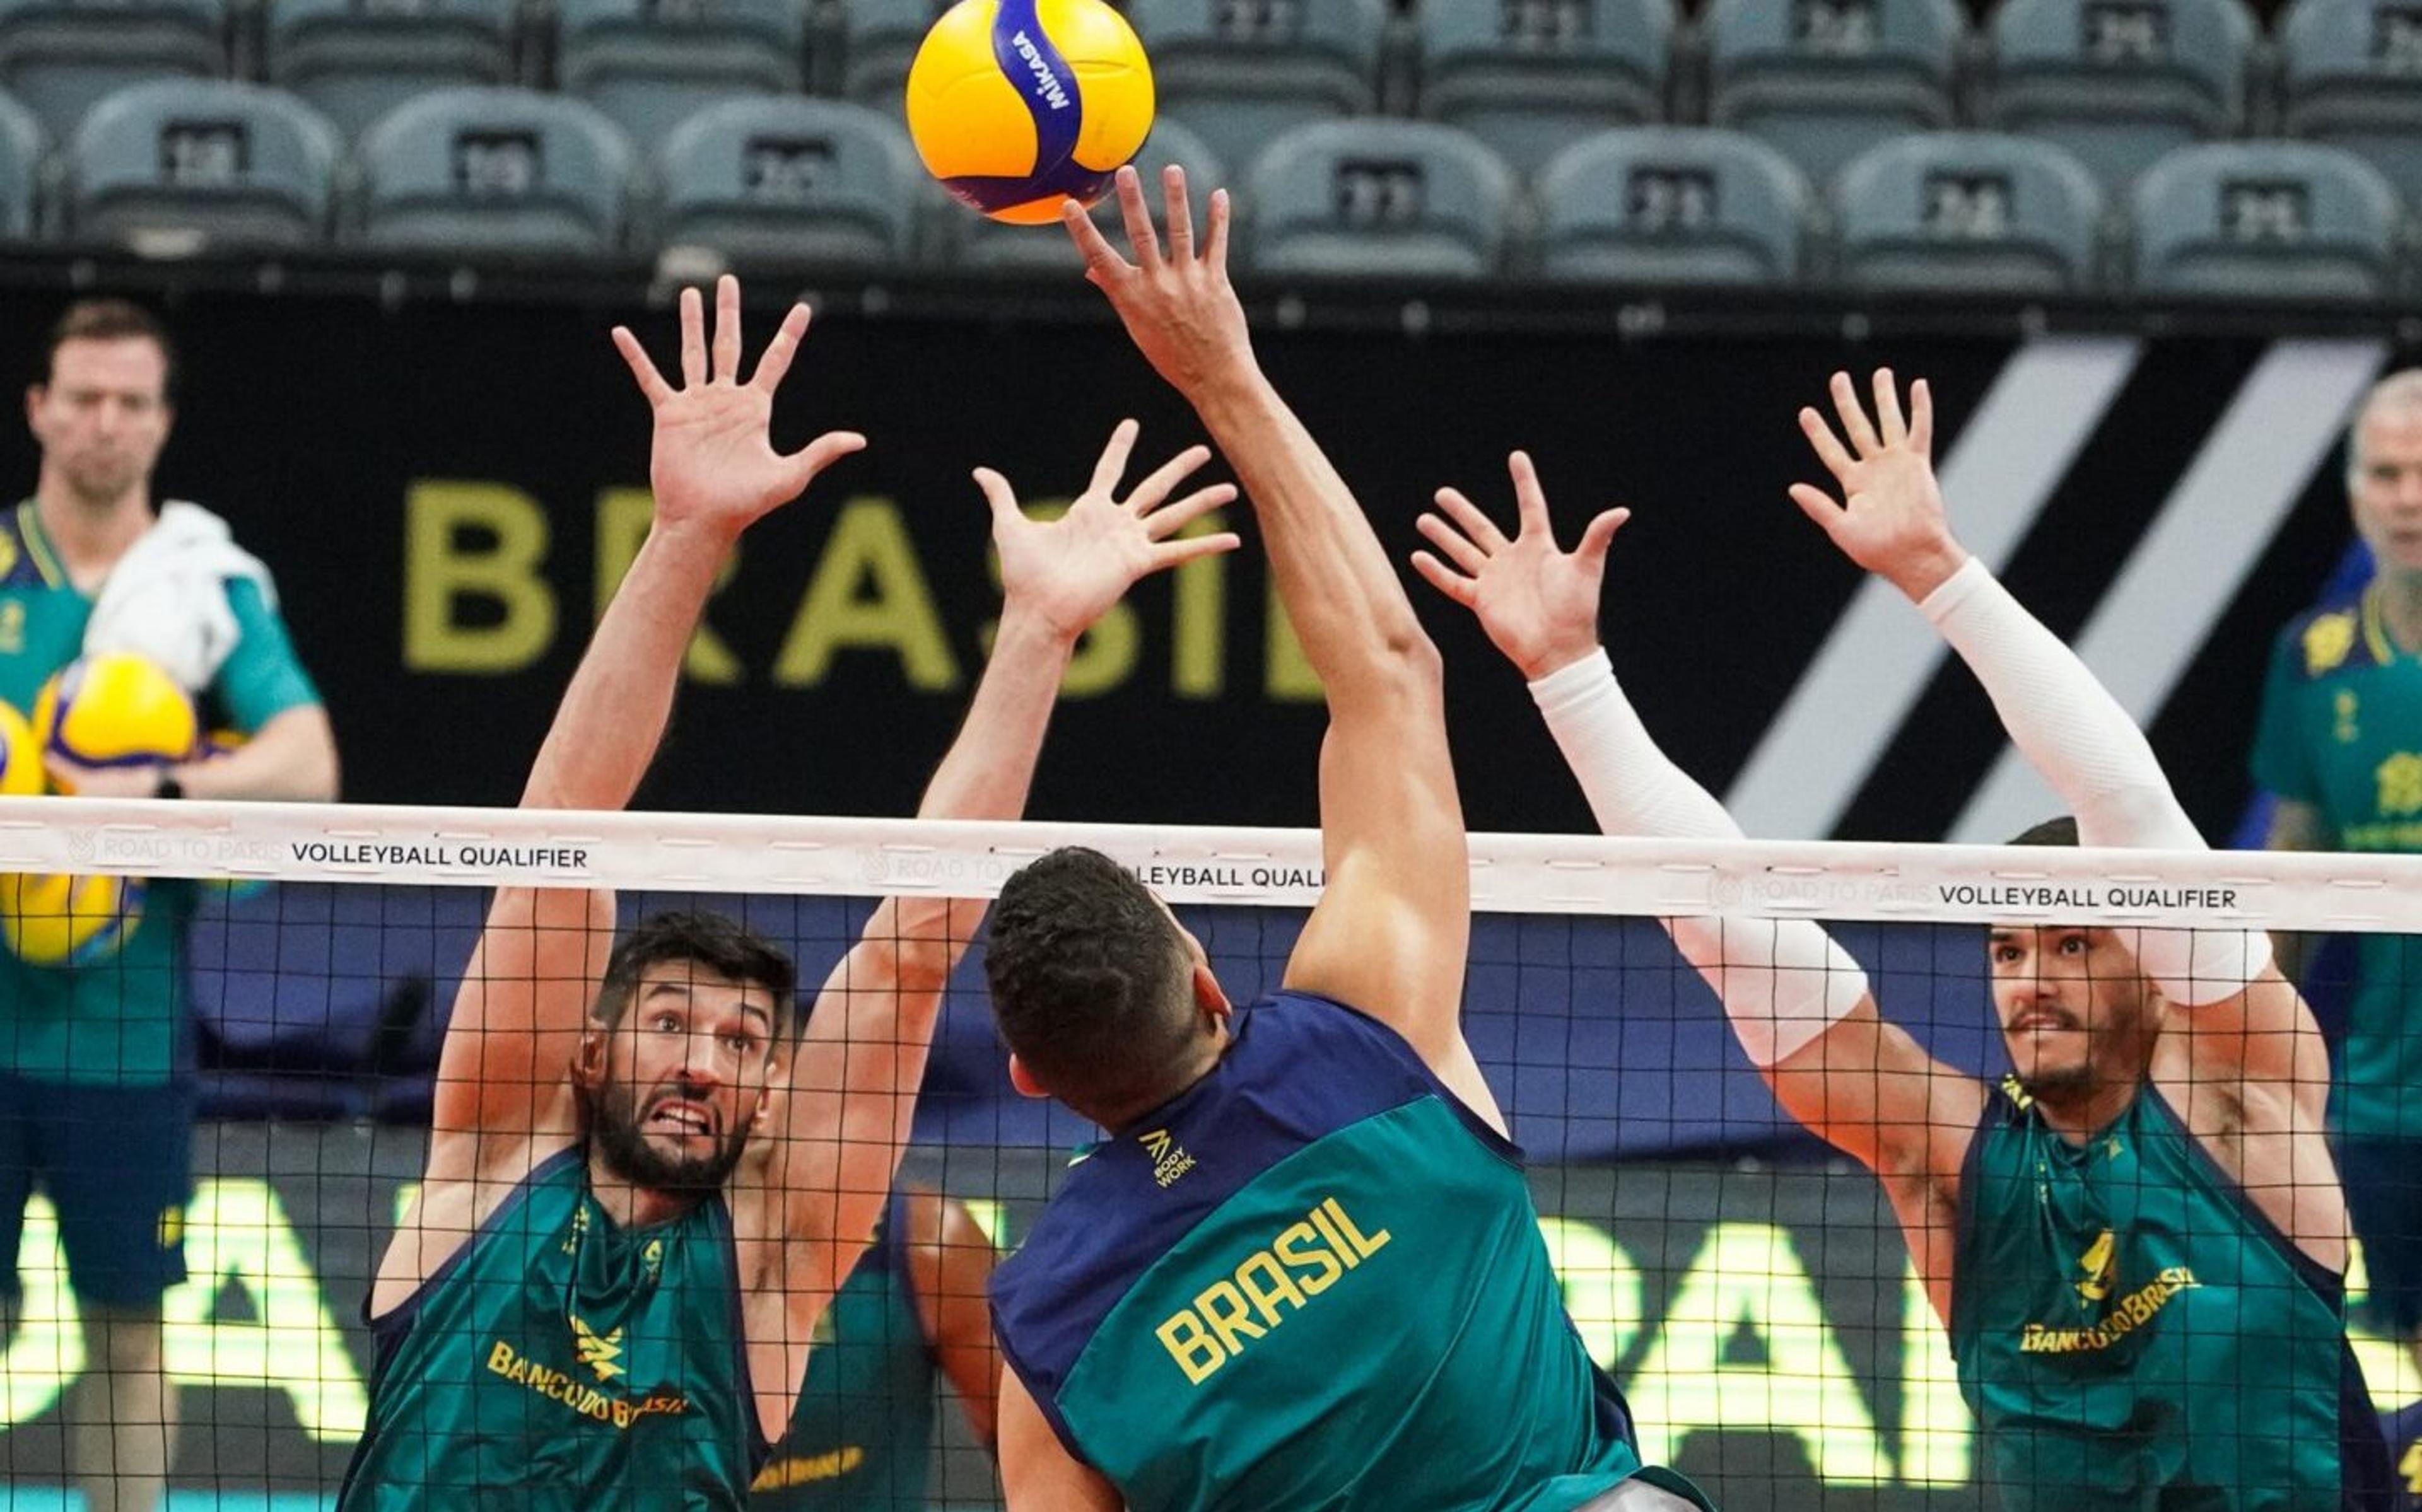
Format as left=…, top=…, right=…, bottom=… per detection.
left=749, top=304, right=812, bottom=393
left=1415, top=509, right=1492, bottom=578
left=971, top=467, right=1022, bottom=532
left=1062, top=198, right=1132, bottom=286
left=1910, top=377, right=1935, bottom=456
left=678, top=284, right=706, bottom=388
left=782, top=429, right=867, bottom=492
left=711, top=274, right=742, bottom=383
left=1798, top=404, right=1858, bottom=486
left=1149, top=527, right=1241, bottom=571
left=1507, top=450, right=1552, bottom=538
left=1113, top=165, right=1164, bottom=269
left=1087, top=419, right=1143, bottom=497
left=1124, top=443, right=1215, bottom=516
left=1204, top=187, right=1232, bottom=276
left=1432, top=485, right=1511, bottom=557
left=1870, top=368, right=1908, bottom=448
left=611, top=325, right=672, bottom=407
left=1410, top=549, right=1480, bottom=608
left=1162, top=165, right=1194, bottom=264
left=1144, top=482, right=1237, bottom=538
left=1829, top=369, right=1882, bottom=457
left=1573, top=506, right=1631, bottom=577
left=1787, top=481, right=1846, bottom=535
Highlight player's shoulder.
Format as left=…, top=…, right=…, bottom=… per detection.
left=2273, top=597, right=2380, bottom=684
left=0, top=501, right=52, bottom=591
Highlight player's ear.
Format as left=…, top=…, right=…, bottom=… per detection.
left=1007, top=1054, right=1051, bottom=1100
left=571, top=1028, right=608, bottom=1089
left=1192, top=960, right=1230, bottom=1021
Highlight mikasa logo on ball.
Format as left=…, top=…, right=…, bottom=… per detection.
left=1009, top=29, right=1071, bottom=110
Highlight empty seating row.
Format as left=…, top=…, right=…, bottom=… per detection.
left=0, top=78, right=2407, bottom=301
left=4, top=0, right=2421, bottom=198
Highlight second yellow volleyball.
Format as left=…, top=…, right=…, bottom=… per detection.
left=33, top=651, right=197, bottom=792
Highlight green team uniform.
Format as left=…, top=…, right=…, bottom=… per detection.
left=751, top=1194, right=939, bottom=1509
left=0, top=499, right=320, bottom=1085
left=341, top=1146, right=768, bottom=1510
left=1952, top=1076, right=2388, bottom=1509
left=2253, top=590, right=2422, bottom=1141
left=990, top=991, right=1707, bottom=1512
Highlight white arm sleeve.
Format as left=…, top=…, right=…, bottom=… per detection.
left=1917, top=557, right=2270, bottom=1004
left=1530, top=650, right=1869, bottom=1066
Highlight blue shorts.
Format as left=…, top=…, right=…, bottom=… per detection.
left=2337, top=1135, right=2422, bottom=1337
left=0, top=1071, right=192, bottom=1308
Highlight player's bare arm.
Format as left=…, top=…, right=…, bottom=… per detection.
left=734, top=421, right=1237, bottom=1436
left=377, top=278, right=863, bottom=1312
left=901, top=1189, right=1003, bottom=1447
left=1064, top=165, right=1485, bottom=1121
left=1416, top=451, right=1986, bottom=1318
left=1796, top=369, right=2339, bottom=1260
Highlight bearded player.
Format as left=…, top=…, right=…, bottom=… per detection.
left=338, top=276, right=1237, bottom=1508
left=1413, top=373, right=2391, bottom=1510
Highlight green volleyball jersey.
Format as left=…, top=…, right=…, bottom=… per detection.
left=990, top=992, right=1707, bottom=1512
left=1951, top=1077, right=2388, bottom=1509
left=751, top=1195, right=937, bottom=1509
left=340, top=1147, right=767, bottom=1511
left=2254, top=587, right=2422, bottom=1138
left=0, top=501, right=320, bottom=1085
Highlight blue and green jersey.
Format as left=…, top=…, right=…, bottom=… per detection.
left=990, top=991, right=1705, bottom=1512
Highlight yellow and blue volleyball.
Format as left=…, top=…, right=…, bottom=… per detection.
left=33, top=652, right=197, bottom=792
left=0, top=701, right=43, bottom=797
left=906, top=0, right=1154, bottom=225
left=1, top=871, right=144, bottom=967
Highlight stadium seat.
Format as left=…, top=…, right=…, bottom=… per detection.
left=2132, top=140, right=2400, bottom=299
left=556, top=0, right=809, bottom=148
left=1123, top=0, right=1389, bottom=178
left=0, top=0, right=223, bottom=141
left=1703, top=0, right=1963, bottom=186
left=1835, top=132, right=2103, bottom=293
left=1982, top=0, right=2254, bottom=192
left=1412, top=0, right=1673, bottom=175
left=837, top=0, right=944, bottom=107
left=655, top=96, right=920, bottom=269
left=264, top=0, right=517, bottom=141
left=0, top=85, right=42, bottom=239
left=1527, top=126, right=1810, bottom=286
left=2283, top=0, right=2422, bottom=205
left=947, top=116, right=1223, bottom=274
left=1243, top=119, right=1515, bottom=281
left=355, top=86, right=633, bottom=258
left=67, top=79, right=336, bottom=252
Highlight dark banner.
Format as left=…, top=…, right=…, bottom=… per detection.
left=0, top=287, right=2386, bottom=840
left=0, top=1127, right=2406, bottom=1509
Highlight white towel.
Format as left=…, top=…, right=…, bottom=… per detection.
left=83, top=501, right=277, bottom=694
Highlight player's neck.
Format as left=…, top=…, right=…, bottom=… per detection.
left=584, top=1154, right=706, bottom=1230
left=2377, top=569, right=2422, bottom=655
left=2028, top=1074, right=2141, bottom=1145
left=32, top=477, right=152, bottom=590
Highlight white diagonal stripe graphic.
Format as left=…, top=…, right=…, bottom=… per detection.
left=1948, top=337, right=2389, bottom=845
left=1726, top=336, right=2144, bottom=839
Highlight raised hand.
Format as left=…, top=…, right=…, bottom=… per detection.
left=1412, top=451, right=1628, bottom=682
left=978, top=418, right=1241, bottom=643
left=1062, top=165, right=1255, bottom=400
left=1789, top=369, right=1967, bottom=602
left=612, top=274, right=865, bottom=544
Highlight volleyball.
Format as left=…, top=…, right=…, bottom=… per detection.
left=1, top=871, right=144, bottom=967
left=33, top=651, right=198, bottom=791
left=906, top=0, right=1154, bottom=226
left=0, top=701, right=42, bottom=797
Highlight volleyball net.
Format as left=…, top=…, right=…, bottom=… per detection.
left=0, top=795, right=2416, bottom=1509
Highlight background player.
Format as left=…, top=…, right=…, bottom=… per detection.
left=2, top=298, right=338, bottom=1512
left=980, top=165, right=1705, bottom=1512
left=748, top=1182, right=998, bottom=1507
left=341, top=274, right=1237, bottom=1506
left=2256, top=368, right=2422, bottom=1386
left=1412, top=372, right=2387, bottom=1509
